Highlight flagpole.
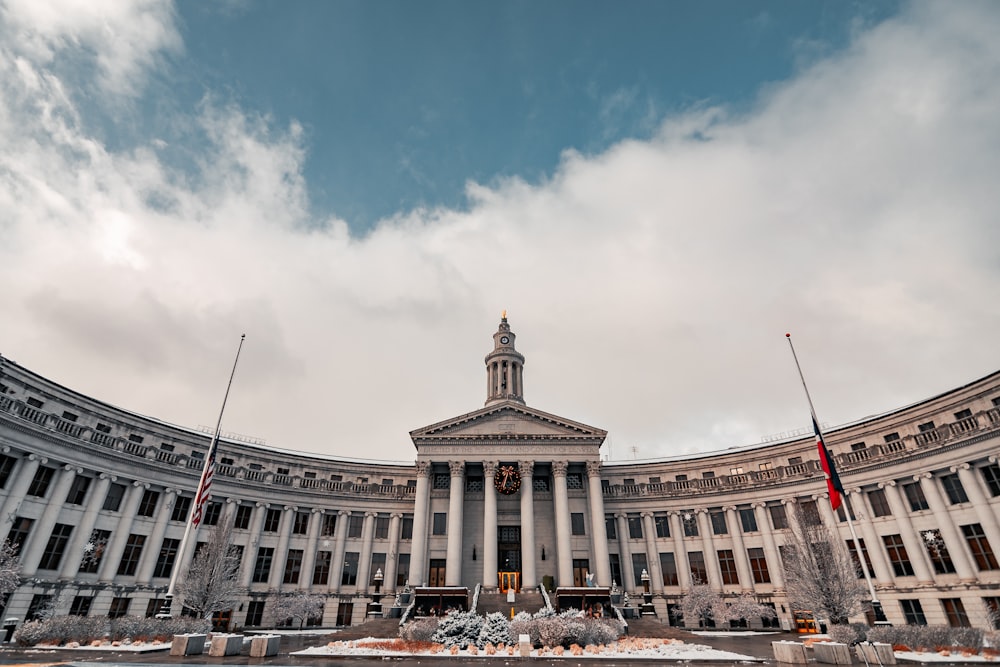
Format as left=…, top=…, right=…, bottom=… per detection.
left=785, top=333, right=888, bottom=625
left=159, top=334, right=246, bottom=618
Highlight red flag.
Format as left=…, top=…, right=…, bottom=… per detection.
left=814, top=417, right=845, bottom=510
left=190, top=438, right=217, bottom=526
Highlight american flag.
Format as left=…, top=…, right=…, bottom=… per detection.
left=190, top=436, right=219, bottom=527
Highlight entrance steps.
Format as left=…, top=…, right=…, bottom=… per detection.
left=476, top=590, right=545, bottom=617
left=624, top=616, right=697, bottom=641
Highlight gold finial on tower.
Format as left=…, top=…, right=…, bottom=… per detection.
left=501, top=309, right=507, bottom=320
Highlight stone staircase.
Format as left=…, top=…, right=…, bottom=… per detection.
left=624, top=616, right=698, bottom=641
left=325, top=616, right=401, bottom=640
left=476, top=589, right=546, bottom=617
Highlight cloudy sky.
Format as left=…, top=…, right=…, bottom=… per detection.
left=1, top=1, right=998, bottom=463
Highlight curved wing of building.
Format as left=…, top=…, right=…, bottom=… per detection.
left=1, top=317, right=999, bottom=629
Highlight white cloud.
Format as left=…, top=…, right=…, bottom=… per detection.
left=1, top=2, right=999, bottom=462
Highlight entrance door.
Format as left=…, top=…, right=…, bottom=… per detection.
left=498, top=526, right=521, bottom=570
left=573, top=559, right=590, bottom=587
left=429, top=559, right=447, bottom=587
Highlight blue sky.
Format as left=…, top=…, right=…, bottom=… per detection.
left=1, top=1, right=998, bottom=461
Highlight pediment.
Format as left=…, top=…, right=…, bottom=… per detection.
left=409, top=402, right=607, bottom=445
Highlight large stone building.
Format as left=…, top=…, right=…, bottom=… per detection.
left=1, top=316, right=1000, bottom=629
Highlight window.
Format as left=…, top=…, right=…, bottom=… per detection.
left=38, top=523, right=74, bottom=570
left=922, top=529, right=956, bottom=574
left=631, top=553, right=648, bottom=587
left=433, top=473, right=449, bottom=489
left=95, top=422, right=112, bottom=434
left=171, top=495, right=192, bottom=521
left=609, top=554, right=622, bottom=586
left=245, top=600, right=265, bottom=626
left=432, top=513, right=446, bottom=535
left=137, top=489, right=160, bottom=517
left=628, top=515, right=643, bottom=539
left=330, top=474, right=342, bottom=482
left=252, top=547, right=274, bottom=583
left=769, top=505, right=789, bottom=530
left=276, top=466, right=289, bottom=475
left=962, top=524, right=1000, bottom=570
left=675, top=474, right=687, bottom=482
left=341, top=552, right=359, bottom=586
left=263, top=508, right=282, bottom=532
left=748, top=548, right=770, bottom=583
left=313, top=551, right=331, bottom=585
left=982, top=464, right=1000, bottom=497
left=702, top=471, right=715, bottom=478
left=940, top=473, right=969, bottom=504
left=0, top=455, right=16, bottom=489
left=234, top=505, right=253, bottom=530
left=868, top=488, right=892, bottom=517
left=730, top=466, right=744, bottom=475
left=739, top=507, right=758, bottom=532
left=984, top=597, right=1000, bottom=630
left=759, top=462, right=773, bottom=471
left=78, top=528, right=110, bottom=573
left=348, top=515, right=364, bottom=538
left=375, top=516, right=390, bottom=539
left=654, top=513, right=669, bottom=538
left=788, top=456, right=803, bottom=466
left=902, top=481, right=930, bottom=511
left=900, top=599, right=927, bottom=625
left=103, top=483, right=126, bottom=511
left=27, top=466, right=55, bottom=497
left=710, top=510, right=727, bottom=535
left=116, top=534, right=146, bottom=575
left=883, top=534, right=915, bottom=576
left=605, top=515, right=617, bottom=540
left=851, top=442, right=866, bottom=451
left=7, top=517, right=34, bottom=554
left=293, top=511, right=310, bottom=535
left=942, top=598, right=970, bottom=627
left=649, top=476, right=660, bottom=484
left=718, top=550, right=739, bottom=585
left=846, top=539, right=875, bottom=578
left=660, top=552, right=678, bottom=586
left=688, top=551, right=707, bottom=584
left=401, top=516, right=413, bottom=540
left=146, top=599, right=168, bottom=618
left=682, top=512, right=698, bottom=537
left=66, top=476, right=91, bottom=505
left=884, top=432, right=900, bottom=443
left=283, top=549, right=303, bottom=584
left=396, top=553, right=411, bottom=587
left=623, top=478, right=635, bottom=486
left=918, top=421, right=936, bottom=432
left=322, top=513, right=337, bottom=537
left=26, top=594, right=52, bottom=621
left=69, top=596, right=93, bottom=616
left=371, top=552, right=387, bottom=584
left=153, top=538, right=180, bottom=578
left=203, top=501, right=222, bottom=526
left=465, top=476, right=483, bottom=492
left=571, top=513, right=586, bottom=536
left=108, top=597, right=131, bottom=619
left=26, top=397, right=43, bottom=408
left=798, top=500, right=821, bottom=525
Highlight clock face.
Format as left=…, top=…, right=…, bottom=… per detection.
left=500, top=335, right=510, bottom=344
left=494, top=464, right=521, bottom=495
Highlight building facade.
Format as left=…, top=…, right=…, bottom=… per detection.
left=1, top=316, right=1000, bottom=629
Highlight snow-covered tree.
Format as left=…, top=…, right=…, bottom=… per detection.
left=432, top=610, right=483, bottom=649
left=782, top=501, right=867, bottom=625
left=477, top=611, right=512, bottom=646
left=679, top=582, right=724, bottom=628
left=175, top=522, right=244, bottom=619
left=268, top=593, right=327, bottom=629
left=720, top=592, right=778, bottom=626
left=0, top=540, right=21, bottom=597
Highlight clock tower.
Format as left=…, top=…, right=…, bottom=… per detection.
left=485, top=311, right=525, bottom=406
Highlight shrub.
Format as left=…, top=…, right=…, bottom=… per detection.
left=477, top=612, right=512, bottom=647
left=12, top=615, right=107, bottom=646
left=510, top=611, right=539, bottom=646
left=537, top=617, right=570, bottom=647
left=948, top=627, right=984, bottom=650
left=828, top=623, right=866, bottom=645
left=13, top=620, right=48, bottom=647
left=431, top=610, right=483, bottom=649
left=583, top=618, right=624, bottom=645
left=400, top=617, right=439, bottom=643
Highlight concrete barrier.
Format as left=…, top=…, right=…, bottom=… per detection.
left=518, top=633, right=531, bottom=657
left=208, top=633, right=244, bottom=656
left=814, top=641, right=852, bottom=664
left=772, top=640, right=808, bottom=664
left=857, top=642, right=896, bottom=665
left=169, top=634, right=206, bottom=656
left=250, top=634, right=281, bottom=657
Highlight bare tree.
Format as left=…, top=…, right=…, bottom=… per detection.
left=268, top=592, right=327, bottom=630
left=678, top=583, right=776, bottom=629
left=176, top=522, right=244, bottom=619
left=782, top=501, right=867, bottom=625
left=0, top=540, right=21, bottom=597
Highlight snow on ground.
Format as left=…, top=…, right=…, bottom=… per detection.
left=895, top=650, right=993, bottom=663
left=691, top=631, right=780, bottom=637
left=293, top=637, right=762, bottom=661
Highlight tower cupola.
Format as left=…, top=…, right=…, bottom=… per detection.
left=485, top=311, right=525, bottom=406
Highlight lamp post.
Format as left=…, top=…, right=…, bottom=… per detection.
left=370, top=568, right=384, bottom=618
left=640, top=568, right=655, bottom=616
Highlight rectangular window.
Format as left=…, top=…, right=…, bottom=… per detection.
left=245, top=600, right=265, bottom=627
left=922, top=529, right=957, bottom=574
left=313, top=551, right=331, bottom=585
left=38, top=523, right=74, bottom=570
left=26, top=594, right=52, bottom=621
left=65, top=476, right=92, bottom=505
left=171, top=495, right=192, bottom=521
left=902, top=481, right=930, bottom=511
left=396, top=553, right=411, bottom=587
left=718, top=549, right=739, bottom=585
left=710, top=510, right=727, bottom=535
left=982, top=464, right=1000, bottom=497
left=628, top=515, right=643, bottom=539
left=203, top=501, right=222, bottom=526
left=78, top=528, right=110, bottom=573
left=371, top=552, right=387, bottom=584
left=867, top=488, right=892, bottom=517
left=322, top=513, right=337, bottom=537
left=769, top=505, right=789, bottom=530
left=940, top=473, right=969, bottom=504
left=136, top=489, right=160, bottom=517
left=918, top=421, right=936, bottom=432
left=292, top=511, right=310, bottom=535
left=432, top=513, right=446, bottom=535
left=571, top=513, right=586, bottom=536
left=609, top=554, right=622, bottom=586
left=688, top=551, right=707, bottom=584
left=283, top=549, right=303, bottom=584
left=263, top=508, right=282, bottom=532
left=252, top=547, right=274, bottom=583
left=900, top=599, right=927, bottom=625
left=116, top=534, right=146, bottom=575
left=654, top=513, right=669, bottom=538
left=348, top=515, right=364, bottom=538
left=234, top=505, right=253, bottom=530
left=401, top=516, right=413, bottom=540
left=683, top=512, right=698, bottom=537
left=659, top=552, right=678, bottom=586
left=846, top=539, right=875, bottom=579
left=69, top=596, right=93, bottom=616
left=0, top=455, right=16, bottom=489
left=748, top=547, right=770, bottom=583
left=375, top=516, right=390, bottom=539
left=942, top=598, right=971, bottom=628
left=27, top=466, right=55, bottom=497
left=962, top=523, right=1000, bottom=570
left=883, top=534, right=915, bottom=576
left=7, top=517, right=34, bottom=555
left=146, top=598, right=168, bottom=618
left=631, top=553, right=648, bottom=587
left=153, top=538, right=180, bottom=578
left=739, top=507, right=758, bottom=532
left=108, top=597, right=131, bottom=619
left=341, top=551, right=359, bottom=586
left=605, top=515, right=617, bottom=540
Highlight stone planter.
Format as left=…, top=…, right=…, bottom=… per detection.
left=856, top=642, right=896, bottom=665
left=208, top=633, right=244, bottom=656
left=250, top=634, right=281, bottom=657
left=814, top=641, right=852, bottom=664
left=169, top=633, right=206, bottom=656
left=772, top=640, right=808, bottom=664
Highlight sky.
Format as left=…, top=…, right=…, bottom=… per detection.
left=1, top=0, right=999, bottom=463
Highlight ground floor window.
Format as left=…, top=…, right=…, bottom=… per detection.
left=245, top=600, right=265, bottom=626
left=900, top=599, right=927, bottom=625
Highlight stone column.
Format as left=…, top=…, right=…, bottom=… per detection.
left=641, top=512, right=663, bottom=593
left=20, top=464, right=80, bottom=577
left=695, top=509, right=723, bottom=590
left=669, top=511, right=691, bottom=589
left=482, top=461, right=498, bottom=589
left=519, top=460, right=537, bottom=588
left=357, top=511, right=377, bottom=592
left=586, top=461, right=612, bottom=587
left=846, top=489, right=891, bottom=586
left=136, top=488, right=178, bottom=584
left=955, top=464, right=1000, bottom=565
left=384, top=513, right=403, bottom=593
left=269, top=505, right=297, bottom=589
left=752, top=502, right=783, bottom=590
left=724, top=506, right=754, bottom=592
left=240, top=502, right=269, bottom=587
left=878, top=481, right=933, bottom=584
left=445, top=461, right=465, bottom=586
left=330, top=509, right=351, bottom=593
left=99, top=480, right=147, bottom=582
left=919, top=472, right=976, bottom=581
left=0, top=454, right=43, bottom=536
left=299, top=508, right=324, bottom=591
left=551, top=460, right=573, bottom=587
left=60, top=473, right=114, bottom=579
left=615, top=513, right=634, bottom=590
left=408, top=461, right=431, bottom=586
